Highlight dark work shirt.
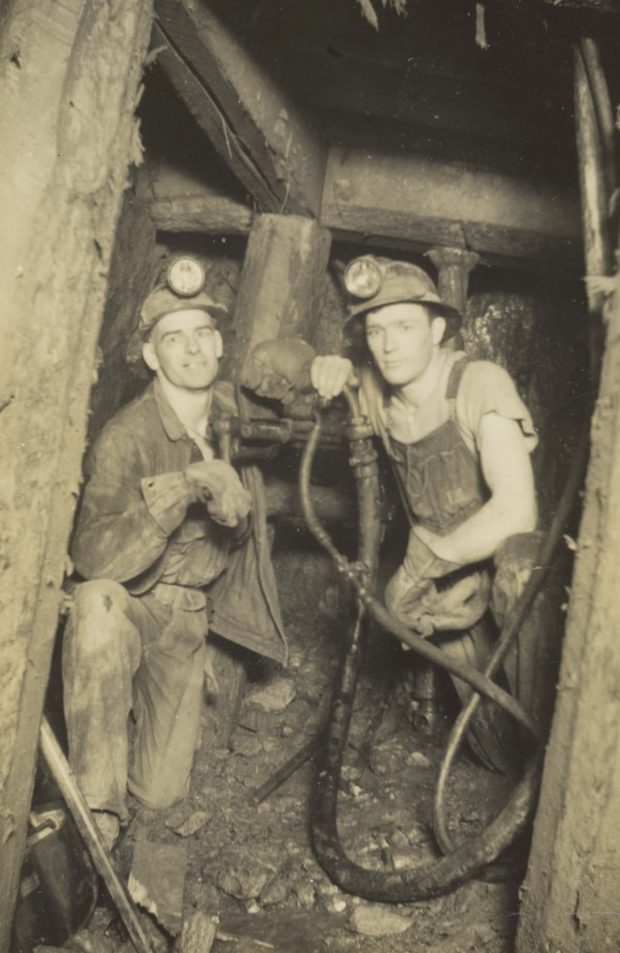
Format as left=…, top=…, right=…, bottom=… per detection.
left=72, top=380, right=237, bottom=607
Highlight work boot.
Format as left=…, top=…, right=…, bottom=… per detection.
left=92, top=810, right=120, bottom=852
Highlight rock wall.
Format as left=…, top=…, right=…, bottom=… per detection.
left=0, top=0, right=154, bottom=940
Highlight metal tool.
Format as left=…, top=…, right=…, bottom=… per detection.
left=38, top=717, right=155, bottom=953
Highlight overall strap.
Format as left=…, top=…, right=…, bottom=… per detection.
left=446, top=356, right=471, bottom=421
left=390, top=457, right=417, bottom=529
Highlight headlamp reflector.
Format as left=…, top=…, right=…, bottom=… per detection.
left=166, top=257, right=206, bottom=297
left=344, top=256, right=383, bottom=299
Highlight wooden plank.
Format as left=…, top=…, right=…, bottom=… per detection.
left=231, top=214, right=332, bottom=376
left=144, top=193, right=253, bottom=234
left=0, top=0, right=154, bottom=944
left=153, top=0, right=327, bottom=216
left=135, top=157, right=253, bottom=233
left=320, top=146, right=582, bottom=270
left=516, top=277, right=620, bottom=953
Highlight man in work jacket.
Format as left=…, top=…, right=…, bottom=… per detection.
left=309, top=256, right=541, bottom=762
left=64, top=258, right=286, bottom=849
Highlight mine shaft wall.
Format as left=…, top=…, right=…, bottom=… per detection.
left=516, top=273, right=620, bottom=953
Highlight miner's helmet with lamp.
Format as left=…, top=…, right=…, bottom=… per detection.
left=126, top=256, right=230, bottom=372
left=343, top=255, right=462, bottom=343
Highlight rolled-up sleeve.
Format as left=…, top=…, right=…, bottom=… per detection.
left=71, top=426, right=192, bottom=582
left=457, top=362, right=538, bottom=454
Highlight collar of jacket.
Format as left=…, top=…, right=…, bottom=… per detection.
left=152, top=377, right=238, bottom=442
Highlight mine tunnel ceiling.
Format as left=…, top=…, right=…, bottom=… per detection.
left=140, top=0, right=620, bottom=271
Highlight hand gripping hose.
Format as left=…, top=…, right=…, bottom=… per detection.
left=302, top=390, right=589, bottom=902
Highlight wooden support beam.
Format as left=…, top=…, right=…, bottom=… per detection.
left=321, top=146, right=582, bottom=271
left=427, top=247, right=480, bottom=315
left=230, top=214, right=332, bottom=374
left=574, top=43, right=615, bottom=376
left=516, top=273, right=620, bottom=953
left=152, top=0, right=327, bottom=217
left=136, top=158, right=254, bottom=234
left=427, top=246, right=480, bottom=351
left=0, top=0, right=153, bottom=945
left=146, top=194, right=254, bottom=234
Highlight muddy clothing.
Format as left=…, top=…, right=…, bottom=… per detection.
left=360, top=351, right=536, bottom=613
left=64, top=379, right=285, bottom=818
left=360, top=352, right=539, bottom=722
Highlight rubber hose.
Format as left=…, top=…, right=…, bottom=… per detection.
left=303, top=412, right=544, bottom=901
left=433, top=423, right=591, bottom=863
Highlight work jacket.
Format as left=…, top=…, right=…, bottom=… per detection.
left=71, top=379, right=287, bottom=664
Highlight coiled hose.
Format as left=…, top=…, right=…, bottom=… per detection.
left=302, top=389, right=589, bottom=902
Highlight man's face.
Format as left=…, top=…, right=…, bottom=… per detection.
left=143, top=309, right=223, bottom=391
left=365, top=302, right=445, bottom=387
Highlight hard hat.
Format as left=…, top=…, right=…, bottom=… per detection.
left=138, top=286, right=229, bottom=335
left=343, top=256, right=462, bottom=341
left=126, top=257, right=229, bottom=369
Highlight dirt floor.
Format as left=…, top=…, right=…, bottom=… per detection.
left=29, top=536, right=526, bottom=953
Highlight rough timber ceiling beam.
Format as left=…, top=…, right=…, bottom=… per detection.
left=152, top=0, right=327, bottom=217
left=136, top=150, right=582, bottom=271
left=321, top=146, right=582, bottom=271
left=135, top=159, right=255, bottom=234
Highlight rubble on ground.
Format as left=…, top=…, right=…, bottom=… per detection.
left=67, top=551, right=520, bottom=952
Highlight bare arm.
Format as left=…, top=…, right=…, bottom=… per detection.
left=414, top=412, right=537, bottom=566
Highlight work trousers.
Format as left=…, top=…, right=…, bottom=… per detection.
left=386, top=533, right=547, bottom=724
left=62, top=579, right=208, bottom=821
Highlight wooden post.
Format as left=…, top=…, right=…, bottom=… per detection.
left=516, top=273, right=620, bottom=952
left=231, top=214, right=332, bottom=373
left=154, top=0, right=326, bottom=216
left=427, top=246, right=480, bottom=315
left=427, top=246, right=480, bottom=350
left=0, top=1, right=153, bottom=945
left=574, top=44, right=614, bottom=377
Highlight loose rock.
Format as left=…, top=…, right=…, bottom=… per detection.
left=349, top=904, right=412, bottom=937
left=231, top=732, right=264, bottom=757
left=293, top=882, right=316, bottom=909
left=247, top=675, right=296, bottom=712
left=368, top=739, right=404, bottom=777
left=175, top=912, right=217, bottom=953
left=188, top=879, right=220, bottom=912
left=260, top=877, right=289, bottom=906
left=217, top=850, right=271, bottom=900
left=407, top=750, right=432, bottom=769
left=168, top=810, right=211, bottom=838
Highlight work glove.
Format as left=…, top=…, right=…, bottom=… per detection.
left=384, top=532, right=490, bottom=636
left=416, top=571, right=491, bottom=632
left=241, top=337, right=317, bottom=402
left=184, top=460, right=252, bottom=528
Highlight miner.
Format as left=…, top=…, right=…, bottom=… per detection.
left=309, top=255, right=539, bottom=754
left=64, top=257, right=286, bottom=850
left=245, top=255, right=541, bottom=768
